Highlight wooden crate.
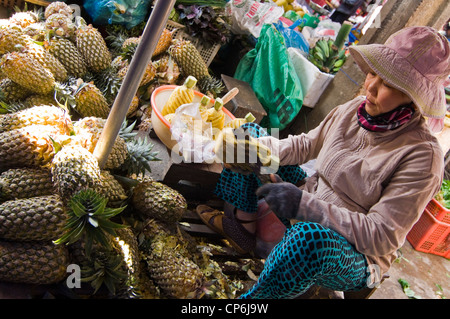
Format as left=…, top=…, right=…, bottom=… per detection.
left=221, top=74, right=267, bottom=124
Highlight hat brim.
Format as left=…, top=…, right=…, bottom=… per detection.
left=349, top=44, right=446, bottom=119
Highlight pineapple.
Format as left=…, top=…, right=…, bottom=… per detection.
left=45, top=1, right=74, bottom=19
left=117, top=61, right=156, bottom=87
left=46, top=36, right=88, bottom=78
left=54, top=189, right=127, bottom=253
left=23, top=94, right=59, bottom=108
left=73, top=117, right=159, bottom=175
left=54, top=189, right=129, bottom=294
left=154, top=54, right=180, bottom=85
left=0, top=105, right=73, bottom=135
left=94, top=170, right=128, bottom=207
left=131, top=177, right=187, bottom=224
left=93, top=65, right=123, bottom=105
left=223, top=112, right=256, bottom=129
left=23, top=22, right=47, bottom=41
left=127, top=95, right=140, bottom=118
left=75, top=18, right=112, bottom=73
left=0, top=51, right=55, bottom=95
left=73, top=81, right=110, bottom=119
left=45, top=13, right=76, bottom=40
left=51, top=144, right=102, bottom=199
left=0, top=195, right=68, bottom=241
left=0, top=167, right=55, bottom=202
left=169, top=40, right=209, bottom=80
left=9, top=11, right=40, bottom=29
left=0, top=125, right=64, bottom=170
left=169, top=40, right=223, bottom=97
left=139, top=218, right=204, bottom=299
left=0, top=27, right=29, bottom=55
left=0, top=78, right=31, bottom=103
left=24, top=41, right=68, bottom=82
left=161, top=75, right=197, bottom=116
left=153, top=28, right=174, bottom=57
left=0, top=240, right=69, bottom=284
left=73, top=117, right=128, bottom=170
left=199, top=95, right=211, bottom=122
left=206, top=97, right=225, bottom=131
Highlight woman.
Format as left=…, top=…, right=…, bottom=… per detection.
left=197, top=26, right=450, bottom=298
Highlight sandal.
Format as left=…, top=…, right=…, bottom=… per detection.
left=196, top=205, right=256, bottom=255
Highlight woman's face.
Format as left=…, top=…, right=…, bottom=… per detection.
left=364, top=71, right=413, bottom=116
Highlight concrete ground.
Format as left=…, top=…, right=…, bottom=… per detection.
left=370, top=240, right=449, bottom=299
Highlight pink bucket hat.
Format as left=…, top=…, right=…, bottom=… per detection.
left=349, top=26, right=450, bottom=119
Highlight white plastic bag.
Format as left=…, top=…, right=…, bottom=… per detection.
left=170, top=102, right=216, bottom=163
left=226, top=0, right=284, bottom=38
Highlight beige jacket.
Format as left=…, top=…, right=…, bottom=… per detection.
left=259, top=96, right=444, bottom=276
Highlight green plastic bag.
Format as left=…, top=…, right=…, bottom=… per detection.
left=234, top=24, right=303, bottom=131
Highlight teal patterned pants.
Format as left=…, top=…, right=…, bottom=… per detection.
left=240, top=222, right=370, bottom=299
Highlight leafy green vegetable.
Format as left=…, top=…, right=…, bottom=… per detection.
left=435, top=179, right=450, bottom=209
left=398, top=278, right=421, bottom=299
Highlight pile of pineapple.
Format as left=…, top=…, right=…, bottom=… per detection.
left=0, top=2, right=243, bottom=299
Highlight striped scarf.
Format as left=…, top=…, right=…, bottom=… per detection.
left=357, top=101, right=415, bottom=132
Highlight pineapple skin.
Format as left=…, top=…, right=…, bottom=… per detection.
left=0, top=168, right=55, bottom=202
left=0, top=27, right=28, bottom=55
left=0, top=51, right=55, bottom=95
left=0, top=195, right=68, bottom=241
left=25, top=42, right=68, bottom=82
left=76, top=24, right=112, bottom=73
left=74, top=82, right=110, bottom=119
left=0, top=105, right=74, bottom=135
left=0, top=125, right=62, bottom=170
left=73, top=117, right=128, bottom=170
left=0, top=240, right=69, bottom=285
left=51, top=144, right=101, bottom=200
left=47, top=37, right=87, bottom=78
left=131, top=178, right=187, bottom=224
left=0, top=78, right=31, bottom=103
left=169, top=40, right=209, bottom=81
left=140, top=219, right=204, bottom=299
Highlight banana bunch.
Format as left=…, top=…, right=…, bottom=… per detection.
left=308, top=38, right=347, bottom=74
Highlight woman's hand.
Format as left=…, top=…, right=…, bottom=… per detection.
left=256, top=174, right=302, bottom=220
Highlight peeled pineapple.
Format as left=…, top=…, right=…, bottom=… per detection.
left=199, top=95, right=211, bottom=122
left=161, top=76, right=197, bottom=116
left=224, top=112, right=256, bottom=129
left=206, top=98, right=225, bottom=131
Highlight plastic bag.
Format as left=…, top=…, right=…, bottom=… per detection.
left=225, top=0, right=284, bottom=38
left=170, top=102, right=216, bottom=163
left=234, top=24, right=303, bottom=131
left=311, top=19, right=342, bottom=41
left=273, top=20, right=309, bottom=56
left=83, top=0, right=152, bottom=29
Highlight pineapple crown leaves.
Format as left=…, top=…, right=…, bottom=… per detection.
left=53, top=189, right=128, bottom=256
left=122, top=136, right=160, bottom=177
left=80, top=247, right=128, bottom=295
left=119, top=119, right=138, bottom=142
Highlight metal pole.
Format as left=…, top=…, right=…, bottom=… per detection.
left=93, top=0, right=177, bottom=168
